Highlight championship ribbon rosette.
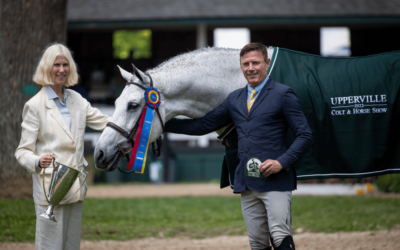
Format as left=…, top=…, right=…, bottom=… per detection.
left=125, top=86, right=161, bottom=173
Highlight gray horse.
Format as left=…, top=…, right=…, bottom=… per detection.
left=94, top=47, right=273, bottom=172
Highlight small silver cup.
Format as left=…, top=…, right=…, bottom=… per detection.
left=38, top=160, right=88, bottom=222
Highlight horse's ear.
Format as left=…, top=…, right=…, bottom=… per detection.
left=132, top=63, right=150, bottom=85
left=117, top=65, right=135, bottom=82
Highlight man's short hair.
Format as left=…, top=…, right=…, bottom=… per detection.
left=240, top=43, right=268, bottom=62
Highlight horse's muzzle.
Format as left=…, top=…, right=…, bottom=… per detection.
left=94, top=147, right=122, bottom=172
left=117, top=140, right=133, bottom=160
left=106, top=151, right=122, bottom=172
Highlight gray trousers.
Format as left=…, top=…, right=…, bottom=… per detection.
left=35, top=201, right=83, bottom=250
left=241, top=190, right=292, bottom=249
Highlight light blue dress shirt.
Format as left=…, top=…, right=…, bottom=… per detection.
left=247, top=76, right=269, bottom=102
left=45, top=85, right=71, bottom=129
left=36, top=86, right=71, bottom=168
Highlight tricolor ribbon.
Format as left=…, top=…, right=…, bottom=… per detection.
left=126, top=87, right=161, bottom=173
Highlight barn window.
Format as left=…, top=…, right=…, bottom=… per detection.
left=213, top=28, right=250, bottom=49
left=113, top=30, right=152, bottom=59
left=320, top=27, right=351, bottom=57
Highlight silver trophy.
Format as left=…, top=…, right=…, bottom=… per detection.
left=38, top=160, right=88, bottom=222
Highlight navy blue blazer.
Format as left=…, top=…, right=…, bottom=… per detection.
left=165, top=78, right=313, bottom=193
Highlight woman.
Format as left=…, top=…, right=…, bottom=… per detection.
left=15, top=43, right=110, bottom=250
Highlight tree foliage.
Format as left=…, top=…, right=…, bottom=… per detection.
left=113, top=30, right=152, bottom=59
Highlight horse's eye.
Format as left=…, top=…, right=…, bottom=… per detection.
left=127, top=102, right=139, bottom=111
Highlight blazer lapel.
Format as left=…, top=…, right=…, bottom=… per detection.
left=249, top=78, right=275, bottom=115
left=44, top=90, right=75, bottom=142
left=239, top=87, right=249, bottom=116
left=66, top=91, right=77, bottom=142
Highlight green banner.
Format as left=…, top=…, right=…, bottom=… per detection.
left=266, top=47, right=400, bottom=179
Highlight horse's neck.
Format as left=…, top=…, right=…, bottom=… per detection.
left=148, top=48, right=247, bottom=121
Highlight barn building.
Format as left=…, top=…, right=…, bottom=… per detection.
left=66, top=0, right=400, bottom=183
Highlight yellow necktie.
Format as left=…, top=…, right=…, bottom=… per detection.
left=247, top=89, right=257, bottom=112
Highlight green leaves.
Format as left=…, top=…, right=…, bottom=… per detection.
left=113, top=30, right=152, bottom=60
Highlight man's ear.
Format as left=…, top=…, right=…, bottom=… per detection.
left=266, top=58, right=271, bottom=67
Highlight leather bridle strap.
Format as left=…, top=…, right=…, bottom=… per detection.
left=124, top=75, right=165, bottom=132
left=105, top=72, right=165, bottom=173
left=107, top=122, right=130, bottom=139
left=127, top=74, right=165, bottom=132
left=127, top=81, right=147, bottom=91
left=154, top=108, right=165, bottom=132
left=147, top=74, right=165, bottom=132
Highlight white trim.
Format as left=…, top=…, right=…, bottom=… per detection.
left=268, top=47, right=279, bottom=76
left=297, top=168, right=400, bottom=178
left=364, top=104, right=387, bottom=107
left=229, top=173, right=234, bottom=188
left=332, top=104, right=388, bottom=109
left=331, top=105, right=358, bottom=109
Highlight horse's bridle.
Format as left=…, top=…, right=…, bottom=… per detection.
left=106, top=73, right=164, bottom=173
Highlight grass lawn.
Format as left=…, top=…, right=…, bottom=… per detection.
left=1, top=196, right=400, bottom=242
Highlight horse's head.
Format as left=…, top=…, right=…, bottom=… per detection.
left=94, top=65, right=165, bottom=172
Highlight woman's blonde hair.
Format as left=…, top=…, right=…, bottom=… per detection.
left=33, top=43, right=79, bottom=87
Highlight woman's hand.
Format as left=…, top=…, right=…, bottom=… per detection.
left=39, top=154, right=55, bottom=168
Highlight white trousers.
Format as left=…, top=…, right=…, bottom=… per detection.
left=241, top=190, right=292, bottom=249
left=35, top=202, right=83, bottom=250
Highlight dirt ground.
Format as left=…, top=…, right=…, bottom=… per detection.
left=2, top=231, right=400, bottom=250
left=85, top=183, right=236, bottom=198
left=2, top=184, right=399, bottom=250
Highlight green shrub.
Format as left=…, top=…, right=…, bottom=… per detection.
left=375, top=174, right=400, bottom=193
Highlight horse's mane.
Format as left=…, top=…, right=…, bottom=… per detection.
left=149, top=47, right=239, bottom=73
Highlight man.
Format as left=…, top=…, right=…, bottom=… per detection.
left=165, top=43, right=313, bottom=250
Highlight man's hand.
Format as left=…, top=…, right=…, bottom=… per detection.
left=39, top=154, right=55, bottom=168
left=258, top=159, right=283, bottom=177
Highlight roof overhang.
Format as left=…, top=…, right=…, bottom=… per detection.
left=68, top=16, right=400, bottom=30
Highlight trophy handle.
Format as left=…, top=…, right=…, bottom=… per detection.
left=59, top=170, right=88, bottom=205
left=42, top=158, right=58, bottom=204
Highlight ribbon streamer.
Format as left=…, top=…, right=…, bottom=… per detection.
left=126, top=87, right=161, bottom=173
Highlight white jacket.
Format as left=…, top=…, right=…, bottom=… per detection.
left=15, top=87, right=110, bottom=205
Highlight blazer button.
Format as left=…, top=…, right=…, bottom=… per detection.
left=245, top=134, right=249, bottom=138
left=245, top=149, right=248, bottom=153
left=247, top=118, right=250, bottom=122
